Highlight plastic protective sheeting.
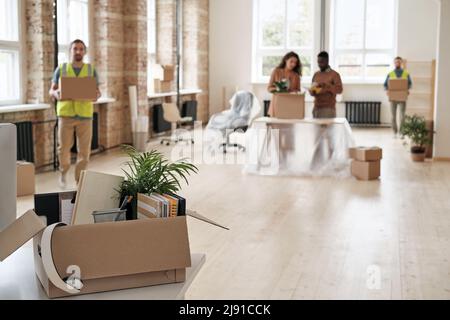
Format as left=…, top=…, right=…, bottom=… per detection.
left=206, top=91, right=261, bottom=133
left=243, top=118, right=356, bottom=178
left=204, top=91, right=261, bottom=148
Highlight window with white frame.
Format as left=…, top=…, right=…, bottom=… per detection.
left=148, top=0, right=157, bottom=91
left=0, top=0, right=21, bottom=104
left=57, top=0, right=90, bottom=63
left=331, top=0, right=397, bottom=82
left=253, top=0, right=319, bottom=83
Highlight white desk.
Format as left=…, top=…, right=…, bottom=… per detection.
left=244, top=117, right=355, bottom=177
left=0, top=247, right=205, bottom=300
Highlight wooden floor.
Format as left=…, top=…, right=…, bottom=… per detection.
left=16, top=127, right=450, bottom=300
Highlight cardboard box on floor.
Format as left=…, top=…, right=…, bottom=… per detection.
left=271, top=93, right=305, bottom=119
left=59, top=77, right=97, bottom=101
left=349, top=147, right=383, bottom=162
left=351, top=160, right=381, bottom=181
left=0, top=210, right=191, bottom=298
left=17, top=161, right=35, bottom=197
left=388, top=79, right=409, bottom=102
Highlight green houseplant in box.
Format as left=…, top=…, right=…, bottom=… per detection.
left=119, top=145, right=198, bottom=219
left=400, top=115, right=431, bottom=162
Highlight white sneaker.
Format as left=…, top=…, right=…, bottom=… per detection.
left=59, top=172, right=67, bottom=188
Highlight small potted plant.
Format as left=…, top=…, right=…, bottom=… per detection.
left=273, top=79, right=289, bottom=93
left=400, top=115, right=430, bottom=162
left=119, top=145, right=198, bottom=219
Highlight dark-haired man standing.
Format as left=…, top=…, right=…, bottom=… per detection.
left=384, top=56, right=412, bottom=137
left=309, top=51, right=343, bottom=118
left=49, top=39, right=101, bottom=187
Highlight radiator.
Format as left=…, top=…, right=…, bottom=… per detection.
left=152, top=104, right=171, bottom=134
left=182, top=100, right=198, bottom=121
left=345, top=101, right=381, bottom=125
left=16, top=121, right=34, bottom=163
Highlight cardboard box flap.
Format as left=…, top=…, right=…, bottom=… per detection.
left=51, top=217, right=191, bottom=280
left=0, top=210, right=46, bottom=261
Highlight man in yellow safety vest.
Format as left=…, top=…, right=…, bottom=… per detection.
left=49, top=39, right=101, bottom=188
left=384, top=56, right=412, bottom=137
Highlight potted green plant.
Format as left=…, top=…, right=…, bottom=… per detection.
left=119, top=145, right=198, bottom=219
left=273, top=79, right=289, bottom=93
left=400, top=115, right=431, bottom=162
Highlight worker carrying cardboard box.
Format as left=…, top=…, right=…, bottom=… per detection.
left=309, top=51, right=343, bottom=119
left=266, top=52, right=302, bottom=117
left=384, top=56, right=412, bottom=137
left=49, top=39, right=101, bottom=188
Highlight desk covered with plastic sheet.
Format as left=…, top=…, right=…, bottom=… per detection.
left=244, top=117, right=355, bottom=177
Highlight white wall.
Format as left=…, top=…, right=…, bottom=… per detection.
left=209, top=0, right=439, bottom=123
left=434, top=0, right=450, bottom=158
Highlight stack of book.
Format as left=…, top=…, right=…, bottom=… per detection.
left=137, top=193, right=186, bottom=219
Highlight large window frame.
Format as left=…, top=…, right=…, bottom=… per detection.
left=252, top=0, right=321, bottom=84
left=330, top=0, right=398, bottom=83
left=0, top=0, right=26, bottom=106
left=57, top=0, right=91, bottom=64
left=148, top=0, right=157, bottom=93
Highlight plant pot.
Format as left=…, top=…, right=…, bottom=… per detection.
left=411, top=146, right=426, bottom=162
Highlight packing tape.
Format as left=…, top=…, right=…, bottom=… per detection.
left=40, top=223, right=81, bottom=295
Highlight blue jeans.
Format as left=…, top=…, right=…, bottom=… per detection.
left=391, top=101, right=406, bottom=134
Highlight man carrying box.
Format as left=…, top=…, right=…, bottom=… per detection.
left=309, top=51, right=343, bottom=119
left=384, top=56, right=412, bottom=137
left=49, top=39, right=101, bottom=187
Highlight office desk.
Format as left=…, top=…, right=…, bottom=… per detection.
left=244, top=117, right=355, bottom=177
left=0, top=247, right=205, bottom=300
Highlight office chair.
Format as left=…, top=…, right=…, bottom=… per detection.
left=160, top=103, right=194, bottom=146
left=207, top=91, right=261, bottom=153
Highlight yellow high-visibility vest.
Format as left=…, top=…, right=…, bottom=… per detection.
left=389, top=69, right=410, bottom=80
left=57, top=63, right=94, bottom=118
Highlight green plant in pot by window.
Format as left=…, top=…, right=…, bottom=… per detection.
left=119, top=145, right=198, bottom=219
left=400, top=115, right=430, bottom=162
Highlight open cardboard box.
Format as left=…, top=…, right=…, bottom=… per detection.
left=0, top=210, right=191, bottom=299
left=271, top=93, right=305, bottom=119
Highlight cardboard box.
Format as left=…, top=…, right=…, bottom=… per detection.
left=388, top=79, right=409, bottom=91
left=388, top=79, right=409, bottom=102
left=351, top=160, right=381, bottom=181
left=0, top=210, right=191, bottom=299
left=388, top=90, right=409, bottom=102
left=162, top=65, right=175, bottom=82
left=59, top=77, right=97, bottom=101
left=160, top=80, right=172, bottom=93
left=271, top=93, right=305, bottom=120
left=17, top=161, right=35, bottom=197
left=349, top=147, right=383, bottom=162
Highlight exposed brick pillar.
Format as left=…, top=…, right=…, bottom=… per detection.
left=25, top=0, right=56, bottom=167
left=183, top=0, right=209, bottom=122
left=93, top=0, right=126, bottom=148
left=156, top=0, right=177, bottom=66
left=123, top=0, right=148, bottom=144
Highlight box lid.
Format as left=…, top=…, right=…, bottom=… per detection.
left=0, top=210, right=46, bottom=261
left=50, top=216, right=192, bottom=280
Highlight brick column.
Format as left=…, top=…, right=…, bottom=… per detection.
left=24, top=0, right=55, bottom=167
left=183, top=0, right=209, bottom=122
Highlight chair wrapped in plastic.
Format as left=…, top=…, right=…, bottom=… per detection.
left=206, top=91, right=261, bottom=153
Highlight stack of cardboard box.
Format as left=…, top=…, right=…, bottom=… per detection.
left=153, top=64, right=175, bottom=93
left=387, top=78, right=409, bottom=102
left=349, top=147, right=383, bottom=181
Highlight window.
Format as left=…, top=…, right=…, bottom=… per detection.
left=148, top=0, right=157, bottom=92
left=331, top=0, right=397, bottom=82
left=57, top=0, right=90, bottom=63
left=0, top=0, right=22, bottom=104
left=253, top=0, right=319, bottom=83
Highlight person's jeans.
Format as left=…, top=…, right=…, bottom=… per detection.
left=391, top=101, right=406, bottom=134
left=58, top=117, right=93, bottom=183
